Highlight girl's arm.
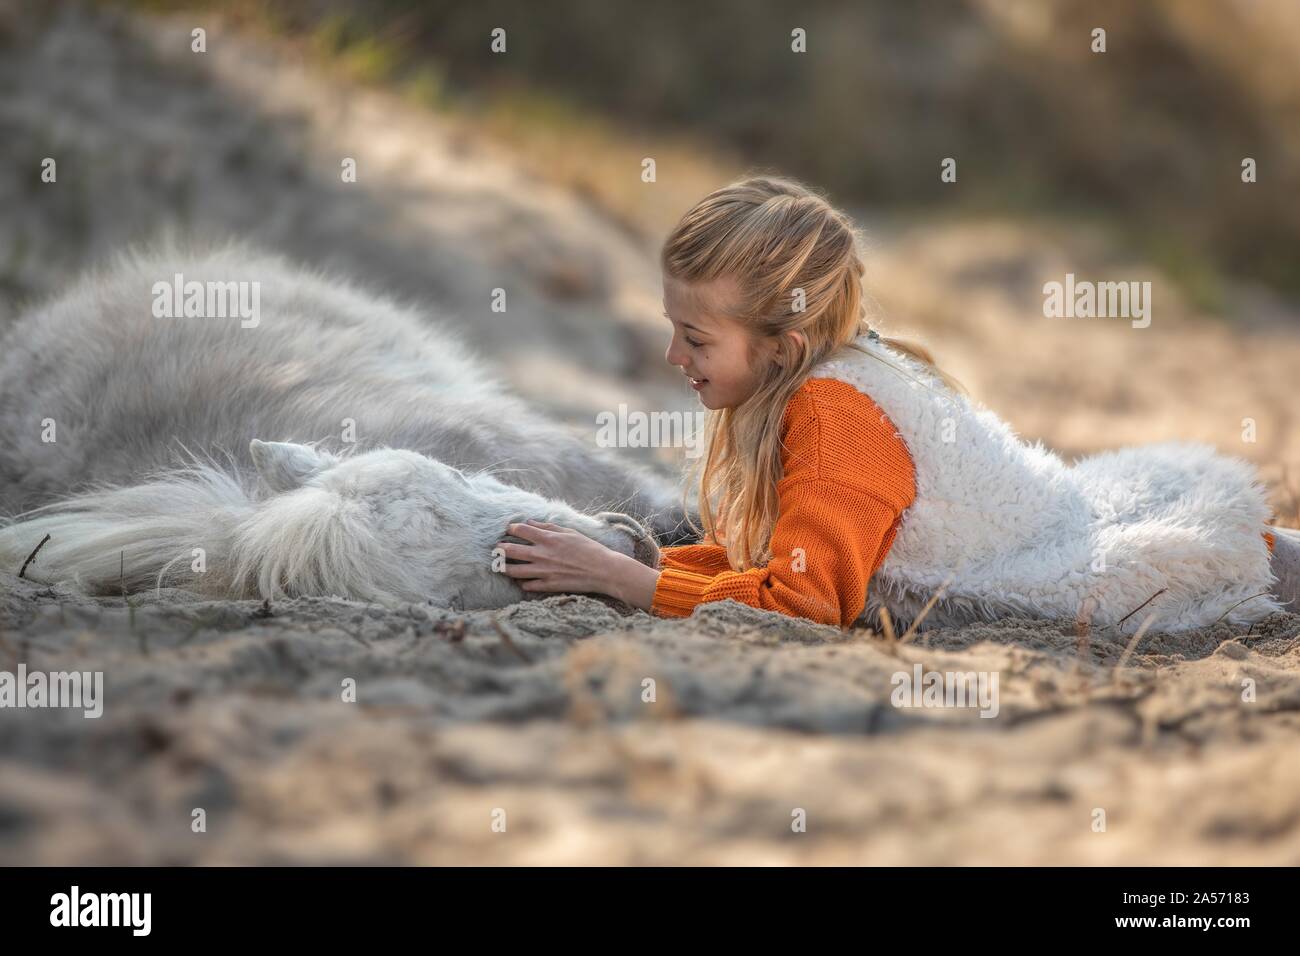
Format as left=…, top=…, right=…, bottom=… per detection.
left=494, top=473, right=906, bottom=628
left=649, top=477, right=906, bottom=628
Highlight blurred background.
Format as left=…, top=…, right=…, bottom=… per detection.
left=2, top=0, right=1298, bottom=521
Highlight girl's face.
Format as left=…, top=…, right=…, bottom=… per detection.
left=663, top=275, right=773, bottom=410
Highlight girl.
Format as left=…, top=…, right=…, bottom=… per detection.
left=496, top=176, right=1300, bottom=633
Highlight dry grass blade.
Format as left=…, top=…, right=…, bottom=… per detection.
left=1116, top=587, right=1167, bottom=629
left=17, top=533, right=51, bottom=579
left=1210, top=591, right=1274, bottom=628
left=876, top=605, right=898, bottom=656
left=1114, top=610, right=1160, bottom=676
left=899, top=572, right=955, bottom=644
left=1074, top=598, right=1094, bottom=676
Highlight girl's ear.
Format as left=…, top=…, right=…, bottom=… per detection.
left=772, top=329, right=806, bottom=369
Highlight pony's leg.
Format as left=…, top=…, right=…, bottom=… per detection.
left=1267, top=526, right=1300, bottom=611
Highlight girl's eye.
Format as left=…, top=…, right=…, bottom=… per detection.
left=664, top=312, right=704, bottom=348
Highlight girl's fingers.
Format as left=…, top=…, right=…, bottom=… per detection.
left=520, top=577, right=567, bottom=592
left=506, top=522, right=549, bottom=542
left=496, top=523, right=581, bottom=590
left=499, top=558, right=546, bottom=579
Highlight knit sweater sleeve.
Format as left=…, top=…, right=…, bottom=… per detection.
left=651, top=478, right=905, bottom=627
left=658, top=542, right=732, bottom=574
left=650, top=378, right=916, bottom=628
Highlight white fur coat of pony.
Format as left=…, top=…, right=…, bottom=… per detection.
left=815, top=333, right=1282, bottom=634
left=0, top=245, right=690, bottom=607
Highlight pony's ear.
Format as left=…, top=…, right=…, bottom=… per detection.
left=249, top=440, right=336, bottom=493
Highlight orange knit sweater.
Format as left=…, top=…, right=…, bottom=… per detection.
left=651, top=377, right=917, bottom=628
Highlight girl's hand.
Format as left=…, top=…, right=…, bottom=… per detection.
left=495, top=519, right=663, bottom=610
left=494, top=519, right=624, bottom=597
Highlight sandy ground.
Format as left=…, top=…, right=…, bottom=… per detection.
left=3, top=570, right=1299, bottom=865
left=3, top=4, right=1300, bottom=864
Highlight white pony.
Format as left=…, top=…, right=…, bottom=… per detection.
left=0, top=244, right=692, bottom=608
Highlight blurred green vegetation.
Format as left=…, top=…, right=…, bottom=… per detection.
left=104, top=0, right=1300, bottom=303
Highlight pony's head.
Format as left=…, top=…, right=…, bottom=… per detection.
left=237, top=439, right=659, bottom=607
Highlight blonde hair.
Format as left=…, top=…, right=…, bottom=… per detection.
left=662, top=175, right=968, bottom=570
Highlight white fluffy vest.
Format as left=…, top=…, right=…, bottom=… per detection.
left=812, top=332, right=1282, bottom=634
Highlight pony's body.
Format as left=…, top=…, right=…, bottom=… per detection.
left=0, top=245, right=690, bottom=607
